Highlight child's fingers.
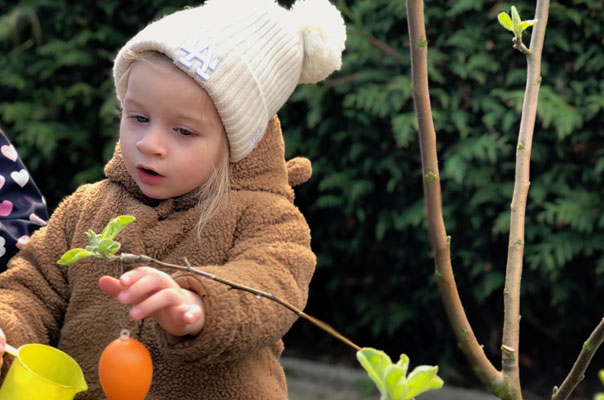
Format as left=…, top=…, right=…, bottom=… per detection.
left=118, top=269, right=177, bottom=305
left=119, top=266, right=161, bottom=287
left=128, top=288, right=183, bottom=321
left=98, top=276, right=124, bottom=298
left=181, top=305, right=202, bottom=325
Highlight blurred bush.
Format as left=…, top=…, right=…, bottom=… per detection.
left=1, top=0, right=603, bottom=389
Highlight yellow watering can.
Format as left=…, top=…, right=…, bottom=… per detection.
left=0, top=343, right=87, bottom=400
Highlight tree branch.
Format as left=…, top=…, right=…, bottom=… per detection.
left=512, top=36, right=531, bottom=55
left=110, top=253, right=362, bottom=352
left=501, top=0, right=549, bottom=396
left=322, top=72, right=364, bottom=88
left=359, top=32, right=405, bottom=61
left=552, top=318, right=604, bottom=400
left=405, top=0, right=503, bottom=392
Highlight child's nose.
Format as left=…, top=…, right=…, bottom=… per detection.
left=136, top=126, right=167, bottom=157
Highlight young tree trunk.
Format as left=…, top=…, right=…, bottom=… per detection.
left=405, top=0, right=551, bottom=398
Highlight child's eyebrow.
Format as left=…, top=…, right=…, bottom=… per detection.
left=175, top=113, right=204, bottom=126
left=123, top=99, right=145, bottom=109
left=123, top=98, right=204, bottom=126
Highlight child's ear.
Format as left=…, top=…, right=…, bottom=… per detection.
left=286, top=157, right=312, bottom=187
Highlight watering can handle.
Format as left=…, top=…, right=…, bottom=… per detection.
left=4, top=344, right=18, bottom=357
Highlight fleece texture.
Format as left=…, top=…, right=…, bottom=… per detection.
left=0, top=116, right=315, bottom=400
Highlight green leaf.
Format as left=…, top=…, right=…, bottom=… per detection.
left=357, top=348, right=443, bottom=400
left=357, top=348, right=391, bottom=394
left=97, top=238, right=121, bottom=255
left=58, top=216, right=134, bottom=265
left=395, top=353, right=410, bottom=376
left=511, top=6, right=522, bottom=36
left=85, top=230, right=99, bottom=246
left=519, top=19, right=537, bottom=31
left=406, top=365, right=444, bottom=398
left=100, top=215, right=136, bottom=240
left=383, top=365, right=408, bottom=400
left=594, top=369, right=604, bottom=400
left=107, top=242, right=121, bottom=254
left=497, top=12, right=514, bottom=32
left=57, top=248, right=92, bottom=266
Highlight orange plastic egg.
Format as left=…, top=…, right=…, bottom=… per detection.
left=98, top=330, right=153, bottom=400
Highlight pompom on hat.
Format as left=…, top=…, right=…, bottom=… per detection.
left=113, top=0, right=346, bottom=162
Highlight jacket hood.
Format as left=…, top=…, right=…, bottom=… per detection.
left=104, top=116, right=311, bottom=207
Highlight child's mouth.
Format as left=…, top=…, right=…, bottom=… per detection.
left=137, top=167, right=164, bottom=185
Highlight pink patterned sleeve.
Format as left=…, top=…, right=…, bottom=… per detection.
left=0, top=127, right=49, bottom=269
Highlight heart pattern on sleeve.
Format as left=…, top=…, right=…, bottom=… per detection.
left=29, top=213, right=48, bottom=226
left=1, top=145, right=18, bottom=162
left=16, top=235, right=30, bottom=249
left=0, top=200, right=13, bottom=217
left=0, top=143, right=32, bottom=217
left=10, top=169, right=30, bottom=187
left=0, top=131, right=49, bottom=263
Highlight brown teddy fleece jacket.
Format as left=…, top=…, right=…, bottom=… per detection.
left=0, top=116, right=316, bottom=399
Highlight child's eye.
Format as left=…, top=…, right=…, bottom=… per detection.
left=176, top=128, right=195, bottom=137
left=127, top=115, right=149, bottom=123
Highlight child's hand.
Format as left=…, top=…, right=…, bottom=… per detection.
left=99, top=267, right=205, bottom=337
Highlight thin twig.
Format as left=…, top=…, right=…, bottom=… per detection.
left=501, top=0, right=549, bottom=397
left=322, top=72, right=364, bottom=88
left=359, top=32, right=405, bottom=61
left=512, top=36, right=531, bottom=55
left=552, top=318, right=604, bottom=400
left=109, top=253, right=362, bottom=352
left=405, top=0, right=503, bottom=392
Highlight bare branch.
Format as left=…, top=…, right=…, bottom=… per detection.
left=111, top=253, right=362, bottom=352
left=552, top=318, right=604, bottom=400
left=501, top=0, right=549, bottom=395
left=405, top=0, right=503, bottom=391
left=322, top=72, right=364, bottom=88
left=512, top=36, right=531, bottom=55
left=359, top=32, right=405, bottom=61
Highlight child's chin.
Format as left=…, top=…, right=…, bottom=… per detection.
left=138, top=186, right=171, bottom=200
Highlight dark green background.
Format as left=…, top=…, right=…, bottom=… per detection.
left=1, top=0, right=603, bottom=396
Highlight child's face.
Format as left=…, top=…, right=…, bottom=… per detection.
left=119, top=60, right=226, bottom=200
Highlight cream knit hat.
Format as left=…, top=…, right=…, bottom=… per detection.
left=114, top=0, right=346, bottom=162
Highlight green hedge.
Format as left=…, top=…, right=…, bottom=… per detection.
left=2, top=0, right=603, bottom=388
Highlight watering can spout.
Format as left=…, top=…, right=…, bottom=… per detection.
left=0, top=343, right=87, bottom=400
left=66, top=373, right=88, bottom=398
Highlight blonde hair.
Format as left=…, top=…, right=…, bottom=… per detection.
left=118, top=50, right=231, bottom=238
